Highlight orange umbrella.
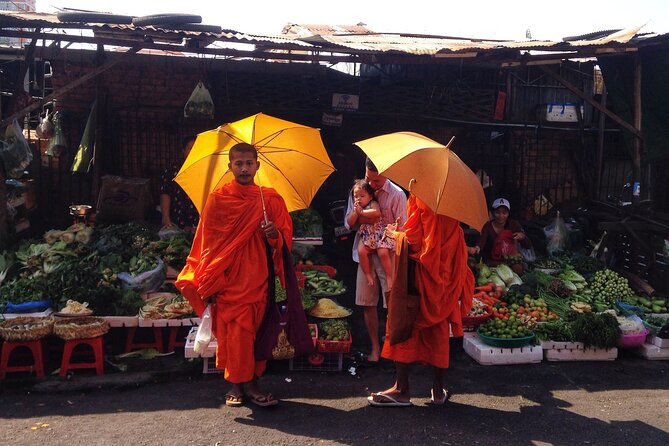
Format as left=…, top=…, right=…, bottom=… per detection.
left=354, top=131, right=488, bottom=231
left=175, top=113, right=335, bottom=213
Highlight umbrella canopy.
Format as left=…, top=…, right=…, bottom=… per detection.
left=175, top=113, right=335, bottom=213
left=355, top=131, right=488, bottom=231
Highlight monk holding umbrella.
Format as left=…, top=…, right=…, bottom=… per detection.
left=175, top=114, right=334, bottom=408
left=355, top=132, right=484, bottom=406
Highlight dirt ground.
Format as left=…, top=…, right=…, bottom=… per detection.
left=1, top=339, right=668, bottom=446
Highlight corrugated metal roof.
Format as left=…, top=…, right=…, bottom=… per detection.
left=0, top=11, right=664, bottom=62
left=298, top=25, right=646, bottom=56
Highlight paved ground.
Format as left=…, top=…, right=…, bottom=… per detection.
left=1, top=339, right=668, bottom=446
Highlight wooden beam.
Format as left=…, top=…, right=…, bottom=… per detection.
left=539, top=65, right=642, bottom=139
left=0, top=46, right=140, bottom=128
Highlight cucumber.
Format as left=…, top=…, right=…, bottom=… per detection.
left=652, top=299, right=667, bottom=306
left=652, top=305, right=663, bottom=313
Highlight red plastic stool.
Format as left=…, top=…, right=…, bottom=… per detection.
left=0, top=339, right=45, bottom=379
left=124, top=327, right=165, bottom=353
left=166, top=326, right=188, bottom=353
left=60, top=336, right=104, bottom=377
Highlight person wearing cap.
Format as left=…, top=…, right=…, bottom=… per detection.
left=468, top=198, right=532, bottom=271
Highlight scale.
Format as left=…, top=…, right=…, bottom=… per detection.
left=69, top=204, right=92, bottom=224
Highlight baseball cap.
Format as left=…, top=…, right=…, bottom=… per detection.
left=492, top=198, right=510, bottom=210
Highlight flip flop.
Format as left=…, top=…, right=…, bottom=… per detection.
left=225, top=393, right=244, bottom=407
left=427, top=388, right=451, bottom=405
left=248, top=393, right=279, bottom=407
left=367, top=393, right=412, bottom=407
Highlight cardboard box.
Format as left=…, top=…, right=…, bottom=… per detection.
left=96, top=175, right=152, bottom=222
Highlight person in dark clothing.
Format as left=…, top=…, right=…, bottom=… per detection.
left=160, top=135, right=199, bottom=233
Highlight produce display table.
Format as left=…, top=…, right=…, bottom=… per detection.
left=463, top=332, right=543, bottom=365
left=102, top=316, right=139, bottom=328
left=1, top=309, right=53, bottom=320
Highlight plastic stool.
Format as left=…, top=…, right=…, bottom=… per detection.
left=124, top=327, right=164, bottom=353
left=0, top=339, right=45, bottom=379
left=60, top=336, right=104, bottom=377
left=166, top=326, right=187, bottom=353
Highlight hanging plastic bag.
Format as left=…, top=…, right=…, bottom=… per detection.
left=117, top=258, right=167, bottom=293
left=491, top=229, right=518, bottom=260
left=46, top=110, right=67, bottom=157
left=0, top=119, right=33, bottom=179
left=518, top=244, right=536, bottom=263
left=36, top=109, right=54, bottom=139
left=71, top=101, right=97, bottom=173
left=193, top=304, right=213, bottom=355
left=184, top=81, right=214, bottom=119
left=543, top=211, right=568, bottom=256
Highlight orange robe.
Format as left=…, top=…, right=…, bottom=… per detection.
left=381, top=195, right=474, bottom=368
left=176, top=181, right=292, bottom=383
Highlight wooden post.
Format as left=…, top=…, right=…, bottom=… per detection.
left=632, top=54, right=642, bottom=201
left=595, top=86, right=607, bottom=198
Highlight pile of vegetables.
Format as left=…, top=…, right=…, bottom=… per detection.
left=0, top=222, right=187, bottom=316
left=535, top=312, right=621, bottom=348
left=475, top=262, right=523, bottom=290
left=318, top=319, right=350, bottom=341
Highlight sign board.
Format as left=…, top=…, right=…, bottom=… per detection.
left=332, top=93, right=359, bottom=112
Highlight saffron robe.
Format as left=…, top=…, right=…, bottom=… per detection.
left=176, top=181, right=292, bottom=382
left=381, top=195, right=474, bottom=368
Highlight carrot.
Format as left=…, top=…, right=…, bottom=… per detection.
left=475, top=284, right=494, bottom=292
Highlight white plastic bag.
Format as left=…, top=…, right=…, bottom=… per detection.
left=543, top=211, right=567, bottom=256
left=193, top=304, right=212, bottom=355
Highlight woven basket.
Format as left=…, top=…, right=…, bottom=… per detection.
left=53, top=316, right=110, bottom=340
left=0, top=316, right=54, bottom=341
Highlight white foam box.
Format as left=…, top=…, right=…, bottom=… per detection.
left=541, top=340, right=618, bottom=361
left=648, top=336, right=669, bottom=348
left=463, top=333, right=543, bottom=365
left=183, top=326, right=217, bottom=358
left=635, top=343, right=669, bottom=360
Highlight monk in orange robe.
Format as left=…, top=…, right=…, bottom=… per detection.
left=176, top=142, right=292, bottom=408
left=368, top=194, right=474, bottom=407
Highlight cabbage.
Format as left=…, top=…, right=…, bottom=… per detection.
left=495, top=264, right=515, bottom=284
left=479, top=263, right=492, bottom=279
left=490, top=275, right=506, bottom=288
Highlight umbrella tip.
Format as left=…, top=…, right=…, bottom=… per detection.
left=446, top=136, right=456, bottom=148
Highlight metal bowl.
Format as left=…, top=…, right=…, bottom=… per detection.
left=69, top=204, right=92, bottom=216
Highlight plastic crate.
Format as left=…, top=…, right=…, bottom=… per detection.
left=289, top=352, right=343, bottom=372
left=202, top=357, right=224, bottom=374
left=463, top=333, right=542, bottom=365
left=317, top=331, right=352, bottom=353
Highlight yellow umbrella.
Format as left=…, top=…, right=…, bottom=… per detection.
left=175, top=113, right=335, bottom=213
left=354, top=131, right=488, bottom=231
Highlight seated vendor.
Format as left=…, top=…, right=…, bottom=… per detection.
left=467, top=198, right=532, bottom=273
left=159, top=135, right=199, bottom=233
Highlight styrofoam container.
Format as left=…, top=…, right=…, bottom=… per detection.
left=648, top=335, right=669, bottom=349
left=202, top=357, right=224, bottom=374
left=463, top=333, right=543, bottom=365
left=544, top=345, right=617, bottom=361
left=635, top=343, right=669, bottom=360
left=183, top=326, right=217, bottom=358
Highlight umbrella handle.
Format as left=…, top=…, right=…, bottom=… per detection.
left=259, top=185, right=269, bottom=225
left=409, top=178, right=417, bottom=191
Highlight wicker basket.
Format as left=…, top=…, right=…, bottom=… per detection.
left=0, top=316, right=54, bottom=341
left=53, top=316, right=110, bottom=340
